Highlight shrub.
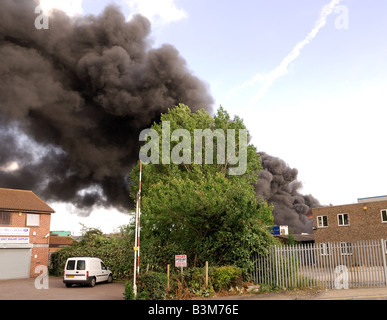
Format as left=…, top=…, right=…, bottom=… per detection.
left=212, top=266, right=242, bottom=292
left=137, top=271, right=168, bottom=300
left=123, top=281, right=135, bottom=300
left=185, top=267, right=214, bottom=297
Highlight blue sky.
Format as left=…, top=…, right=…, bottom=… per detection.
left=41, top=0, right=387, bottom=234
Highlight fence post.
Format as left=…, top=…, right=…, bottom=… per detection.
left=205, top=261, right=209, bottom=289
left=167, top=264, right=170, bottom=293
left=274, top=245, right=279, bottom=287
left=380, top=239, right=387, bottom=287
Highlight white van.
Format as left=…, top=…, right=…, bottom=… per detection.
left=63, top=257, right=113, bottom=287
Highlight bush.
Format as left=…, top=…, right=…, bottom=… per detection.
left=183, top=267, right=214, bottom=297
left=123, top=281, right=135, bottom=300
left=124, top=272, right=168, bottom=300
left=212, top=266, right=242, bottom=292
left=137, top=271, right=168, bottom=300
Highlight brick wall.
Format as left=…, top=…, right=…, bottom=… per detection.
left=312, top=200, right=387, bottom=243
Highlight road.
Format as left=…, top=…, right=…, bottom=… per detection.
left=2, top=276, right=387, bottom=300
left=0, top=276, right=125, bottom=300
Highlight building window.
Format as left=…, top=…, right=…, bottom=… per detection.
left=26, top=214, right=40, bottom=226
left=340, top=242, right=353, bottom=255
left=338, top=213, right=349, bottom=226
left=320, top=243, right=330, bottom=255
left=317, top=215, right=328, bottom=228
left=381, top=210, right=387, bottom=223
left=0, top=212, right=11, bottom=225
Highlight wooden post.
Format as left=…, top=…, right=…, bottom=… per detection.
left=205, top=261, right=209, bottom=289
left=167, top=264, right=170, bottom=293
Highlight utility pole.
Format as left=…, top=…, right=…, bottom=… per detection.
left=133, top=161, right=142, bottom=297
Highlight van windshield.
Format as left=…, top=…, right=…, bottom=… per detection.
left=77, top=260, right=86, bottom=270
left=66, top=260, right=76, bottom=270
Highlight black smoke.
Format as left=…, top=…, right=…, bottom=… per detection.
left=0, top=0, right=213, bottom=212
left=255, top=152, right=320, bottom=234
left=0, top=1, right=319, bottom=233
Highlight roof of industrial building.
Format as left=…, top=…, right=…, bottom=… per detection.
left=0, top=188, right=55, bottom=214
left=275, top=234, right=315, bottom=243
left=49, top=236, right=75, bottom=246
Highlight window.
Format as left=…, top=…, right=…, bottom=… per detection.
left=26, top=214, right=40, bottom=226
left=101, top=262, right=107, bottom=270
left=320, top=242, right=330, bottom=256
left=76, top=260, right=86, bottom=270
left=317, top=215, right=328, bottom=228
left=340, top=242, right=353, bottom=255
left=338, top=213, right=349, bottom=226
left=381, top=210, right=387, bottom=223
left=66, top=260, right=76, bottom=270
left=0, top=212, right=11, bottom=225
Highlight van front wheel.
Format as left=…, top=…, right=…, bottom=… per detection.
left=89, top=277, right=96, bottom=287
left=107, top=274, right=113, bottom=283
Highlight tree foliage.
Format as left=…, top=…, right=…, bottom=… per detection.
left=130, top=105, right=276, bottom=274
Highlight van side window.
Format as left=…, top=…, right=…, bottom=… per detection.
left=77, top=260, right=86, bottom=270
left=101, top=262, right=107, bottom=270
left=67, top=260, right=75, bottom=270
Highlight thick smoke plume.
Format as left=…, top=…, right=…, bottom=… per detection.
left=0, top=0, right=213, bottom=212
left=0, top=1, right=319, bottom=233
left=255, top=152, right=320, bottom=234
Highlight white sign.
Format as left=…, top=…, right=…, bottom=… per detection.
left=0, top=237, right=30, bottom=244
left=0, top=227, right=30, bottom=236
left=175, top=255, right=187, bottom=268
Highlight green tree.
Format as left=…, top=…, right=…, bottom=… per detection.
left=130, top=104, right=276, bottom=274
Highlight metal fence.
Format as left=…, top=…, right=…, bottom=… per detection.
left=251, top=239, right=387, bottom=289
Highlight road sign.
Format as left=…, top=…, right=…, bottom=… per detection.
left=175, top=255, right=187, bottom=268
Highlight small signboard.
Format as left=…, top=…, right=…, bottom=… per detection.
left=0, top=237, right=29, bottom=244
left=175, top=255, right=187, bottom=268
left=0, top=227, right=30, bottom=236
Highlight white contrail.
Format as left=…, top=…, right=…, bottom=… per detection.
left=241, top=0, right=344, bottom=107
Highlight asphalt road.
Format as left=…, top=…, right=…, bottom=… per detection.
left=3, top=276, right=387, bottom=301
left=0, top=276, right=125, bottom=300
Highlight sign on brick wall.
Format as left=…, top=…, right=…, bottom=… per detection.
left=0, top=227, right=30, bottom=236
left=0, top=237, right=29, bottom=244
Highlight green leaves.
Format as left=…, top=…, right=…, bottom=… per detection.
left=130, top=104, right=276, bottom=274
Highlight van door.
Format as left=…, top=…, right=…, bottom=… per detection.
left=75, top=260, right=87, bottom=279
left=99, top=261, right=109, bottom=282
left=65, top=259, right=87, bottom=281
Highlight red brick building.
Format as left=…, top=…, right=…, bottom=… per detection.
left=0, top=188, right=54, bottom=280
left=312, top=196, right=387, bottom=243
left=49, top=235, right=75, bottom=253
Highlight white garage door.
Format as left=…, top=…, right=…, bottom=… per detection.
left=0, top=249, right=31, bottom=280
